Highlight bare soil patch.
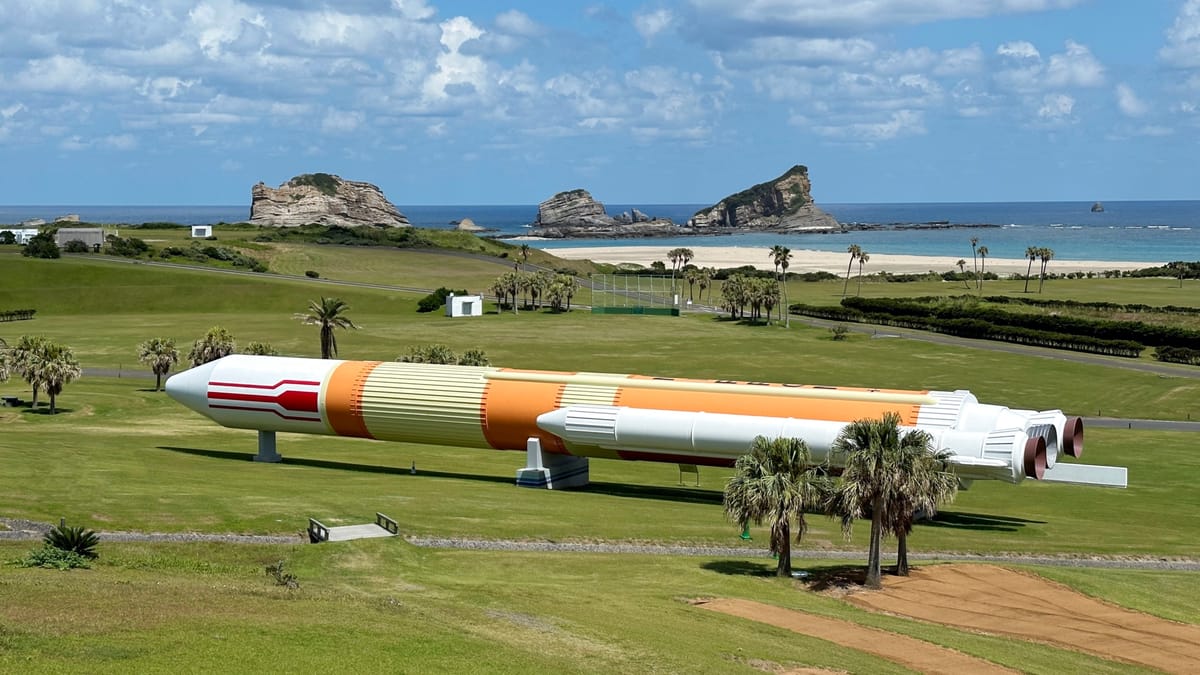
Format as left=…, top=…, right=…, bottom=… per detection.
left=694, top=597, right=1017, bottom=675
left=844, top=564, right=1200, bottom=673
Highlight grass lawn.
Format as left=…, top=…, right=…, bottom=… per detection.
left=0, top=243, right=1197, bottom=672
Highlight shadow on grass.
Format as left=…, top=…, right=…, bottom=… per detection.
left=702, top=559, right=777, bottom=577
left=18, top=406, right=76, bottom=415
left=159, top=446, right=514, bottom=485
left=924, top=510, right=1045, bottom=532
left=579, top=481, right=724, bottom=506
left=802, top=564, right=869, bottom=591
left=159, top=447, right=726, bottom=506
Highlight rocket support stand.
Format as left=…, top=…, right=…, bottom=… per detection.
left=255, top=430, right=282, bottom=463
left=516, top=437, right=589, bottom=489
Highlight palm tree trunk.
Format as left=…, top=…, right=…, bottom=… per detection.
left=867, top=498, right=883, bottom=588
left=777, top=521, right=791, bottom=577
left=1024, top=259, right=1033, bottom=293
left=155, top=372, right=162, bottom=391
left=897, top=530, right=909, bottom=576
left=842, top=262, right=853, bottom=298
left=49, top=391, right=57, bottom=415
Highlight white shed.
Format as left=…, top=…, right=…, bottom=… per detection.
left=191, top=225, right=213, bottom=238
left=445, top=294, right=483, bottom=317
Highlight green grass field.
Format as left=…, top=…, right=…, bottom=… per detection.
left=1, top=244, right=1198, bottom=673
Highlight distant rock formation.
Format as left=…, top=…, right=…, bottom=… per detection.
left=249, top=173, right=409, bottom=228
left=529, top=189, right=676, bottom=238
left=689, top=165, right=840, bottom=232
left=454, top=217, right=485, bottom=232
left=1091, top=202, right=1105, bottom=213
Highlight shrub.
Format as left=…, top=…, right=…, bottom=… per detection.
left=830, top=325, right=850, bottom=341
left=265, top=560, right=299, bottom=589
left=243, top=341, right=279, bottom=356
left=43, top=522, right=100, bottom=559
left=305, top=270, right=320, bottom=278
left=21, top=232, right=60, bottom=259
left=416, top=287, right=467, bottom=313
left=62, top=239, right=90, bottom=253
left=398, top=344, right=459, bottom=364
left=17, top=546, right=91, bottom=570
left=458, top=349, right=491, bottom=366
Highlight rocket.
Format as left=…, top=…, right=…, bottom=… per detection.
left=165, top=355, right=1126, bottom=488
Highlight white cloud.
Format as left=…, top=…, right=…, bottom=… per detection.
left=995, top=40, right=1104, bottom=93
left=495, top=10, right=541, bottom=37
left=685, top=0, right=1085, bottom=32
left=102, top=134, right=137, bottom=150
left=808, top=109, right=926, bottom=141
left=724, top=37, right=878, bottom=67
left=1115, top=83, right=1148, bottom=117
left=187, top=0, right=268, bottom=60
left=422, top=16, right=488, bottom=102
left=1, top=103, right=25, bottom=119
left=321, top=110, right=365, bottom=134
left=1043, top=41, right=1104, bottom=87
left=633, top=9, right=675, bottom=42
left=1160, top=0, right=1200, bottom=68
left=1037, top=93, right=1075, bottom=121
left=10, top=55, right=137, bottom=94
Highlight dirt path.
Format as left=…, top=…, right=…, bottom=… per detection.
left=845, top=564, right=1200, bottom=673
left=695, top=598, right=1018, bottom=675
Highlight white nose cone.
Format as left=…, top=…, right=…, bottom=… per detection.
left=166, top=359, right=219, bottom=417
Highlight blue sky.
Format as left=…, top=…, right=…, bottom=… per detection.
left=1, top=0, right=1198, bottom=206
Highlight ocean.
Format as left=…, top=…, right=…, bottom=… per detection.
left=2, top=201, right=1197, bottom=263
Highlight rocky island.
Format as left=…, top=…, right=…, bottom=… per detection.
left=687, top=165, right=840, bottom=232
left=249, top=173, right=409, bottom=228
left=526, top=165, right=841, bottom=239
left=527, top=189, right=677, bottom=238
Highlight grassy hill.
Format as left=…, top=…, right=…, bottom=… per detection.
left=1, top=242, right=1197, bottom=672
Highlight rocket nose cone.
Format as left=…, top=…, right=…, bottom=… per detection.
left=165, top=360, right=218, bottom=416
left=535, top=408, right=569, bottom=436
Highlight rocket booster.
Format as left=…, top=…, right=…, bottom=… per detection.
left=166, top=355, right=1122, bottom=487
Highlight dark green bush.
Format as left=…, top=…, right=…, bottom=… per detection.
left=305, top=270, right=319, bottom=278
left=62, top=239, right=90, bottom=253
left=17, top=546, right=91, bottom=570
left=416, top=287, right=467, bottom=313
left=44, top=523, right=100, bottom=559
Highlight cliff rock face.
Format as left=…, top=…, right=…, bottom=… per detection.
left=249, top=174, right=409, bottom=228
left=689, top=165, right=840, bottom=232
left=530, top=189, right=676, bottom=238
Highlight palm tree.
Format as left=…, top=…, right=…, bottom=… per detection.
left=1023, top=246, right=1039, bottom=293
left=969, top=236, right=979, bottom=284
left=856, top=251, right=870, bottom=296
left=667, top=247, right=694, bottom=296
left=10, top=335, right=51, bottom=407
left=778, top=252, right=792, bottom=326
left=1038, top=247, right=1055, bottom=293
left=137, top=337, right=180, bottom=391
left=700, top=267, right=716, bottom=303
left=842, top=244, right=861, bottom=298
left=298, top=298, right=357, bottom=359
left=888, top=443, right=958, bottom=576
left=770, top=245, right=793, bottom=323
left=518, top=243, right=531, bottom=270
left=723, top=436, right=830, bottom=578
left=187, top=327, right=236, bottom=367
left=38, top=342, right=81, bottom=415
left=0, top=337, right=9, bottom=384
left=684, top=268, right=701, bottom=302
left=955, top=259, right=970, bottom=289
left=976, top=246, right=988, bottom=292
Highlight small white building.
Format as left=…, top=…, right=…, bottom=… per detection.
left=191, top=225, right=213, bottom=238
left=445, top=293, right=483, bottom=318
left=0, top=227, right=42, bottom=245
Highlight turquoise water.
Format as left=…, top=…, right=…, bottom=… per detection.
left=2, top=201, right=1197, bottom=263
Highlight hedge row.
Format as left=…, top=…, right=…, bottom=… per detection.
left=790, top=303, right=1144, bottom=358
left=0, top=309, right=36, bottom=322
left=841, top=296, right=1200, bottom=350
left=1154, top=347, right=1200, bottom=366
left=980, top=295, right=1200, bottom=317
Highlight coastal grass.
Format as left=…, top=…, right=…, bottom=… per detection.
left=3, top=255, right=1197, bottom=420
left=0, top=378, right=1194, bottom=556
left=1, top=539, right=1162, bottom=674
left=2, top=245, right=1198, bottom=670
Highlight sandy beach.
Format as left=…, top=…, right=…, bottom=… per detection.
left=542, top=245, right=1159, bottom=276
